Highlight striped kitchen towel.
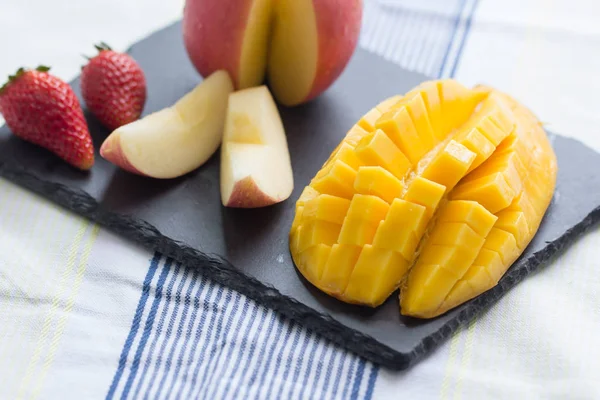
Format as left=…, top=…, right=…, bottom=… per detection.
left=1, top=0, right=599, bottom=399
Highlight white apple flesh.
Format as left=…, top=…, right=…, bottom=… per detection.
left=220, top=85, right=294, bottom=207
left=100, top=70, right=234, bottom=178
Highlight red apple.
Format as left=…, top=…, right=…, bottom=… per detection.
left=183, top=0, right=362, bottom=106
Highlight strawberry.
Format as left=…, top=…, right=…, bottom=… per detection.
left=80, top=43, right=146, bottom=130
left=0, top=66, right=95, bottom=170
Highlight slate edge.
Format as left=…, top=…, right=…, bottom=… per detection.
left=0, top=145, right=598, bottom=370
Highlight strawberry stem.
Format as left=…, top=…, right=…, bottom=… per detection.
left=94, top=42, right=112, bottom=53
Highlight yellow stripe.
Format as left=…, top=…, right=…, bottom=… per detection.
left=0, top=178, right=15, bottom=210
left=440, top=327, right=462, bottom=399
left=0, top=191, right=54, bottom=342
left=0, top=203, right=61, bottom=398
left=0, top=182, right=31, bottom=296
left=0, top=185, right=48, bottom=393
left=29, top=224, right=100, bottom=400
left=453, top=318, right=477, bottom=400
left=16, top=220, right=89, bottom=400
left=0, top=204, right=62, bottom=375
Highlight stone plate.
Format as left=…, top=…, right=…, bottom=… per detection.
left=1, top=22, right=598, bottom=370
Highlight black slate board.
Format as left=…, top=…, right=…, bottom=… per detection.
left=1, top=21, right=599, bottom=370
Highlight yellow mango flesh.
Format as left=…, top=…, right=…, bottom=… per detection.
left=289, top=80, right=557, bottom=318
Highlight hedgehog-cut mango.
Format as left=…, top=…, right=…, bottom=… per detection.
left=289, top=79, right=557, bottom=319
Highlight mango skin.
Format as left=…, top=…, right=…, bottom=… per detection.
left=289, top=80, right=557, bottom=318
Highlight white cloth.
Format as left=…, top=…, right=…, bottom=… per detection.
left=1, top=0, right=599, bottom=399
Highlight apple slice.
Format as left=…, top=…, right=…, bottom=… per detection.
left=100, top=70, right=234, bottom=178
left=267, top=0, right=362, bottom=106
left=220, top=85, right=294, bottom=207
left=183, top=0, right=272, bottom=89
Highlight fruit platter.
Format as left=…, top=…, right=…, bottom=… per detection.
left=1, top=9, right=600, bottom=370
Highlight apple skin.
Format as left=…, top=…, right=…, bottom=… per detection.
left=224, top=176, right=279, bottom=208
left=304, top=0, right=363, bottom=103
left=100, top=70, right=234, bottom=179
left=100, top=132, right=143, bottom=175
left=183, top=0, right=362, bottom=105
left=183, top=0, right=249, bottom=88
left=183, top=0, right=264, bottom=90
left=220, top=86, right=294, bottom=208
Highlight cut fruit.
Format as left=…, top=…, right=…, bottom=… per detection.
left=267, top=0, right=362, bottom=105
left=376, top=107, right=430, bottom=164
left=238, top=0, right=274, bottom=88
left=320, top=244, right=362, bottom=295
left=303, top=195, right=351, bottom=225
left=344, top=246, right=409, bottom=306
left=354, top=166, right=404, bottom=204
left=267, top=0, right=317, bottom=105
left=289, top=80, right=557, bottom=318
left=220, top=85, right=293, bottom=207
left=437, top=200, right=498, bottom=237
left=354, top=130, right=412, bottom=179
left=184, top=0, right=362, bottom=105
left=100, top=70, right=233, bottom=178
left=182, top=0, right=276, bottom=89
left=420, top=140, right=476, bottom=191
left=311, top=160, right=357, bottom=199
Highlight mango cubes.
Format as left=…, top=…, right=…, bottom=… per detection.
left=289, top=80, right=557, bottom=318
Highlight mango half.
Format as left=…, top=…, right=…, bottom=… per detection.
left=289, top=80, right=557, bottom=319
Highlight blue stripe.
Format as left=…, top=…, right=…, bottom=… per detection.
left=251, top=315, right=286, bottom=400
left=199, top=289, right=243, bottom=398
left=291, top=330, right=314, bottom=391
left=231, top=310, right=278, bottom=399
left=341, top=357, right=358, bottom=399
left=349, top=359, right=367, bottom=400
left=308, top=342, right=332, bottom=399
left=143, top=262, right=187, bottom=399
left=106, top=252, right=161, bottom=400
left=219, top=303, right=262, bottom=399
left=133, top=262, right=182, bottom=397
left=418, top=13, right=440, bottom=76
left=320, top=345, right=340, bottom=398
left=172, top=276, right=217, bottom=400
left=409, top=13, right=432, bottom=71
left=262, top=321, right=296, bottom=400
left=331, top=351, right=348, bottom=397
left=186, top=286, right=230, bottom=398
left=395, top=10, right=415, bottom=66
left=156, top=269, right=199, bottom=397
left=379, top=9, right=400, bottom=59
left=120, top=258, right=173, bottom=399
left=449, top=0, right=480, bottom=78
left=183, top=284, right=227, bottom=394
left=173, top=283, right=218, bottom=399
left=278, top=329, right=313, bottom=399
left=164, top=273, right=207, bottom=397
left=419, top=13, right=443, bottom=74
left=365, top=364, right=380, bottom=400
left=154, top=270, right=199, bottom=398
left=436, top=0, right=467, bottom=77
left=296, top=336, right=323, bottom=399
left=277, top=327, right=308, bottom=399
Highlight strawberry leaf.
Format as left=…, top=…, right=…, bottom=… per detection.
left=94, top=42, right=112, bottom=53
left=2, top=67, right=27, bottom=93
left=0, top=66, right=51, bottom=94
